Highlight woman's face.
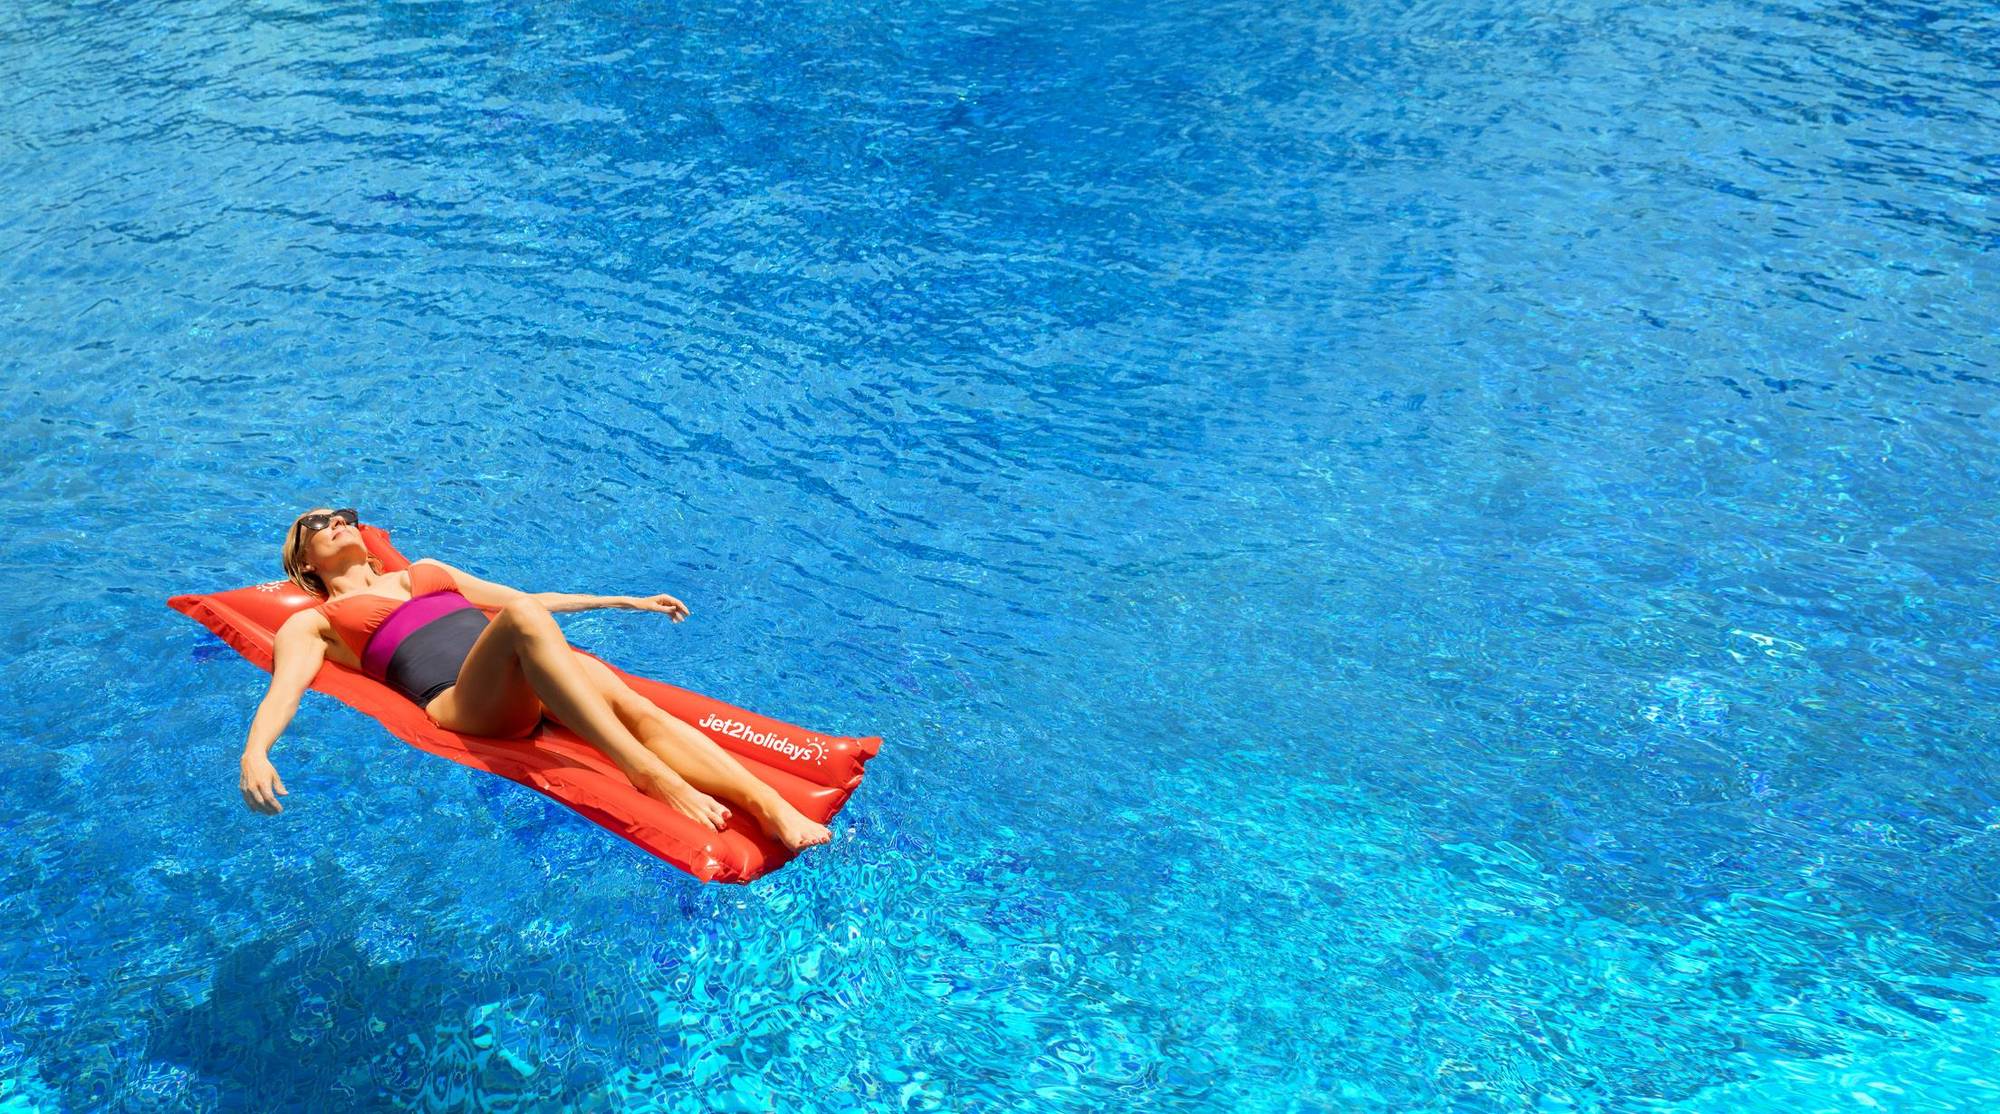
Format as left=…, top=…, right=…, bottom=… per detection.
left=293, top=507, right=359, bottom=569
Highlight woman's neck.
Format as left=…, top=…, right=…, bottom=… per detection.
left=321, top=561, right=382, bottom=598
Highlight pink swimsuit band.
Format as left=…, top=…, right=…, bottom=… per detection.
left=361, top=591, right=476, bottom=680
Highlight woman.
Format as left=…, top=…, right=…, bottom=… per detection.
left=239, top=507, right=833, bottom=853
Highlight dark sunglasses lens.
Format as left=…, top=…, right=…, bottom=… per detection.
left=295, top=510, right=357, bottom=552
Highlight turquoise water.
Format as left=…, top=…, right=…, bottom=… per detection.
left=3, top=0, right=1998, bottom=1108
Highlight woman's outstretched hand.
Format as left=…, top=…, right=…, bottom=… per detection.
left=626, top=593, right=689, bottom=621
left=241, top=754, right=288, bottom=815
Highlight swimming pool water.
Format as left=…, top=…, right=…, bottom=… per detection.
left=2, top=0, right=1997, bottom=1109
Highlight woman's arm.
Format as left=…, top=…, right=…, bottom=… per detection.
left=241, top=612, right=325, bottom=814
left=415, top=558, right=635, bottom=614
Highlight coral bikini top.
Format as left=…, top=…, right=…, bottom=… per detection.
left=315, top=561, right=460, bottom=660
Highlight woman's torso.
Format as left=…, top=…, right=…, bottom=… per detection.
left=315, top=562, right=457, bottom=666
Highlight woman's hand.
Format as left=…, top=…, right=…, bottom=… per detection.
left=241, top=754, right=288, bottom=815
left=625, top=593, right=689, bottom=621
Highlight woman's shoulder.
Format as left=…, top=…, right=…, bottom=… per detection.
left=280, top=605, right=333, bottom=636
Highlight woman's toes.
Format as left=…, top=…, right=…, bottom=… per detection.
left=779, top=817, right=831, bottom=852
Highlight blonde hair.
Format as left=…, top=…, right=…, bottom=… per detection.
left=282, top=509, right=382, bottom=598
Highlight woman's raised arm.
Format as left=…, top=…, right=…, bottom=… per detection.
left=240, top=612, right=326, bottom=814
left=415, top=557, right=660, bottom=615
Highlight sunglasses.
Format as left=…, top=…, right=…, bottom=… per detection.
left=294, top=508, right=359, bottom=548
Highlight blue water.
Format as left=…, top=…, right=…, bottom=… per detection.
left=3, top=0, right=1997, bottom=1108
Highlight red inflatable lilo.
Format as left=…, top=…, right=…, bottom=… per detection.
left=167, top=523, right=880, bottom=883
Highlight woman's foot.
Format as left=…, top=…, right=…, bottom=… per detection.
left=767, top=805, right=832, bottom=853
left=632, top=769, right=731, bottom=832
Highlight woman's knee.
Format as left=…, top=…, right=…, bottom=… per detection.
left=500, top=595, right=559, bottom=634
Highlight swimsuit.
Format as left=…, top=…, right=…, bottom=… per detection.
left=317, top=562, right=491, bottom=709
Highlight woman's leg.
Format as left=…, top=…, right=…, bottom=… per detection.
left=566, top=651, right=831, bottom=851
left=426, top=597, right=731, bottom=831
